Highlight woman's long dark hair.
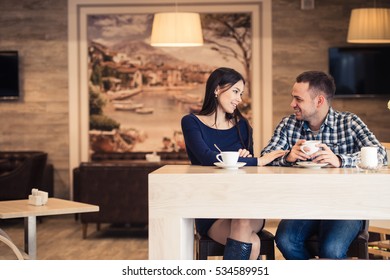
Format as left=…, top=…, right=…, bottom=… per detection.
left=198, top=67, right=253, bottom=150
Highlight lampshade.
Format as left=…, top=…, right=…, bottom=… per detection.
left=347, top=8, right=390, bottom=43
left=150, top=12, right=203, bottom=47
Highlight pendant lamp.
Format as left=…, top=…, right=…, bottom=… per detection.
left=347, top=8, right=390, bottom=43
left=150, top=12, right=203, bottom=47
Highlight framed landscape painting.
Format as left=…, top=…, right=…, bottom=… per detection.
left=87, top=12, right=253, bottom=154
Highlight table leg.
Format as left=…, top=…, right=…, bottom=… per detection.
left=148, top=217, right=194, bottom=259
left=24, top=216, right=37, bottom=260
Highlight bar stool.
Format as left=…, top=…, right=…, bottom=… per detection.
left=195, top=229, right=275, bottom=260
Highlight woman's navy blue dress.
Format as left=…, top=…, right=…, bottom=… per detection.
left=181, top=113, right=257, bottom=236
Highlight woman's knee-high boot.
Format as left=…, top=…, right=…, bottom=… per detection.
left=223, top=238, right=252, bottom=260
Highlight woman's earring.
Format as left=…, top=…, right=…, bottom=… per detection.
left=214, top=91, right=218, bottom=98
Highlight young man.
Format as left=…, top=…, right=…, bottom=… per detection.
left=261, top=70, right=387, bottom=259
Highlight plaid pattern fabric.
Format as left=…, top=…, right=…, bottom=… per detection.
left=261, top=108, right=387, bottom=167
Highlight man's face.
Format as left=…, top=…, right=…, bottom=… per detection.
left=290, top=82, right=319, bottom=122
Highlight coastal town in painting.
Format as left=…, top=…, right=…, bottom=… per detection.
left=87, top=13, right=252, bottom=153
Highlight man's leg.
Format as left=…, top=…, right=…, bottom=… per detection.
left=319, top=220, right=363, bottom=259
left=275, top=219, right=319, bottom=260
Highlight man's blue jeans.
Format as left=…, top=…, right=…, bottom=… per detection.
left=275, top=219, right=363, bottom=259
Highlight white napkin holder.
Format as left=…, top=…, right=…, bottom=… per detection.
left=28, top=188, right=48, bottom=206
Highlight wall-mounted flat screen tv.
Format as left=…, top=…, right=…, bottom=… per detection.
left=0, top=50, right=19, bottom=100
left=329, top=46, right=390, bottom=98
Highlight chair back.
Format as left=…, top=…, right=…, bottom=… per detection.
left=0, top=228, right=26, bottom=260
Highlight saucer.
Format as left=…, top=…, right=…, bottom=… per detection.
left=295, top=162, right=328, bottom=169
left=356, top=162, right=383, bottom=173
left=214, top=162, right=247, bottom=169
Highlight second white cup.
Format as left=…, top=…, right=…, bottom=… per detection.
left=360, top=146, right=378, bottom=168
left=216, top=151, right=239, bottom=166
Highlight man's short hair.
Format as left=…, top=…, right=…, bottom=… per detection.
left=296, top=71, right=336, bottom=102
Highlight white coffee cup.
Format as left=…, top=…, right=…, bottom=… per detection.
left=216, top=151, right=239, bottom=166
left=300, top=140, right=321, bottom=155
left=360, top=146, right=378, bottom=168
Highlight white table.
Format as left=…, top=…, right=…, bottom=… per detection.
left=148, top=165, right=390, bottom=259
left=0, top=198, right=99, bottom=259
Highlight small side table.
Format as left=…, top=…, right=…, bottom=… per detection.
left=0, top=198, right=99, bottom=259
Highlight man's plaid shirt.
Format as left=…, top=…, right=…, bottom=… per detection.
left=261, top=107, right=387, bottom=167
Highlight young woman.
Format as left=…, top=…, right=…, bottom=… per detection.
left=181, top=67, right=286, bottom=260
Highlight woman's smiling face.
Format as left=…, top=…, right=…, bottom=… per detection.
left=217, top=80, right=244, bottom=114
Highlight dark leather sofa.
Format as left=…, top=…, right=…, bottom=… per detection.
left=0, top=151, right=54, bottom=200
left=73, top=151, right=189, bottom=238
left=0, top=156, right=33, bottom=201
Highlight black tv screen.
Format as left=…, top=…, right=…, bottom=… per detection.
left=0, top=51, right=19, bottom=100
left=329, top=46, right=390, bottom=97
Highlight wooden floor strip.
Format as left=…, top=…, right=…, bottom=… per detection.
left=0, top=216, right=281, bottom=260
